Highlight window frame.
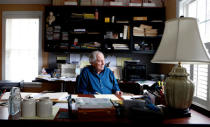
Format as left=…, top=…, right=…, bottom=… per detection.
left=2, top=11, right=43, bottom=81
left=179, top=0, right=210, bottom=111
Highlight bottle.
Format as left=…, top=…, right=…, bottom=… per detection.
left=111, top=16, right=115, bottom=23
left=8, top=87, right=22, bottom=116
left=95, top=9, right=99, bottom=20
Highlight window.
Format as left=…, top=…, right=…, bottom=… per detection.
left=179, top=0, right=210, bottom=110
left=2, top=11, right=42, bottom=82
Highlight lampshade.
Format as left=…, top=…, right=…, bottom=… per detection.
left=151, top=17, right=210, bottom=64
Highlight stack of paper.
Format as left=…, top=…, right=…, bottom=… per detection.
left=112, top=44, right=129, bottom=50
left=36, top=92, right=69, bottom=100
left=75, top=98, right=113, bottom=109
left=94, top=94, right=120, bottom=101
left=133, top=24, right=158, bottom=37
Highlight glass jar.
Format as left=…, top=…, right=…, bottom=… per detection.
left=8, top=87, right=22, bottom=116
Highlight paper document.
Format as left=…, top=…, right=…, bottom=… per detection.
left=71, top=94, right=78, bottom=98
left=54, top=103, right=68, bottom=109
left=37, top=92, right=69, bottom=100
left=94, top=94, right=120, bottom=101
left=80, top=55, right=90, bottom=68
left=121, top=95, right=144, bottom=100
left=70, top=54, right=80, bottom=64
left=105, top=55, right=116, bottom=67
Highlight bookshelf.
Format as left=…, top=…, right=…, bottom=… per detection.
left=44, top=5, right=165, bottom=54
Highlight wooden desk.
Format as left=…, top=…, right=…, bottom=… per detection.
left=0, top=94, right=210, bottom=127
left=33, top=78, right=76, bottom=93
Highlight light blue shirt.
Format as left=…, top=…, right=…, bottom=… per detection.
left=77, top=66, right=120, bottom=94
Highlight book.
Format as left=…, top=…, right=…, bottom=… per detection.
left=110, top=1, right=124, bottom=6
left=129, top=3, right=142, bottom=6
left=133, top=16, right=147, bottom=21
left=123, top=25, right=128, bottom=39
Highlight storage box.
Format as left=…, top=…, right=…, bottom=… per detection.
left=52, top=0, right=64, bottom=5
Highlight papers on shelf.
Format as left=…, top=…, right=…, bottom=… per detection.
left=70, top=54, right=80, bottom=64
left=94, top=94, right=120, bottom=101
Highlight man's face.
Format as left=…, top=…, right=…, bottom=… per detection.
left=93, top=53, right=105, bottom=73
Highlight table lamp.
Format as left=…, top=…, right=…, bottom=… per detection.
left=151, top=17, right=210, bottom=114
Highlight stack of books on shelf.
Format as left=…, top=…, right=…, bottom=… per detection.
left=112, top=44, right=129, bottom=50
left=92, top=0, right=104, bottom=6
left=59, top=43, right=69, bottom=50
left=71, top=13, right=96, bottom=20
left=80, top=0, right=91, bottom=6
left=81, top=42, right=101, bottom=49
left=109, top=0, right=130, bottom=6
left=133, top=24, right=158, bottom=37
left=52, top=0, right=164, bottom=7
left=129, top=0, right=142, bottom=7
left=53, top=26, right=61, bottom=40
left=133, top=16, right=147, bottom=21
left=71, top=13, right=83, bottom=19
left=64, top=0, right=78, bottom=5
left=62, top=32, right=69, bottom=40
left=73, top=28, right=86, bottom=34
left=83, top=13, right=95, bottom=20
left=143, top=0, right=164, bottom=7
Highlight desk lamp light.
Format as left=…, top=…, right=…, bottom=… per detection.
left=151, top=17, right=210, bottom=115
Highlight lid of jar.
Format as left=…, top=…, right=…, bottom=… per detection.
left=39, top=97, right=50, bottom=100
left=23, top=98, right=35, bottom=102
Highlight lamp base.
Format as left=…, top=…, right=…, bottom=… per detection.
left=164, top=107, right=191, bottom=118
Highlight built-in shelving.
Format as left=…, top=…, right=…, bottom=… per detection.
left=44, top=5, right=165, bottom=54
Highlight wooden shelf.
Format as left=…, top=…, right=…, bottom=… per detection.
left=44, top=6, right=165, bottom=54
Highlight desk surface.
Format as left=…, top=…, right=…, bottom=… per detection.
left=0, top=94, right=210, bottom=126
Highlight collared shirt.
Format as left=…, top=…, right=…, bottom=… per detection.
left=77, top=66, right=120, bottom=94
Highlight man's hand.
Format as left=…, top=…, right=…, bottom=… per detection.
left=115, top=91, right=123, bottom=95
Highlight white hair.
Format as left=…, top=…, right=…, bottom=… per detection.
left=89, top=50, right=104, bottom=64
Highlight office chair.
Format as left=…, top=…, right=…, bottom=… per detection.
left=74, top=75, right=80, bottom=94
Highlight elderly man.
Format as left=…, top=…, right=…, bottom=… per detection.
left=77, top=51, right=123, bottom=95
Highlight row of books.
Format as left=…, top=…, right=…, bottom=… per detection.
left=71, top=13, right=96, bottom=20
left=52, top=0, right=164, bottom=7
